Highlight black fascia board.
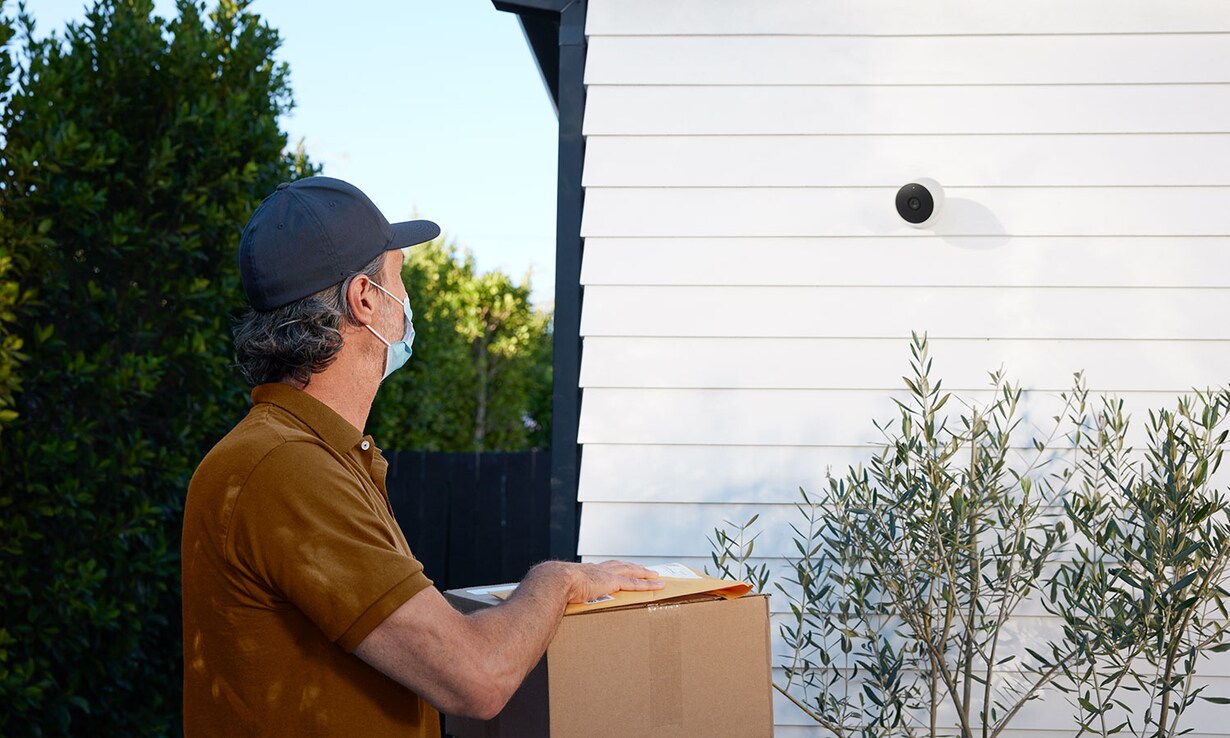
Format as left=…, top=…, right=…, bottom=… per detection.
left=516, top=13, right=561, bottom=110
left=492, top=0, right=570, bottom=13
left=495, top=0, right=574, bottom=109
left=491, top=0, right=586, bottom=563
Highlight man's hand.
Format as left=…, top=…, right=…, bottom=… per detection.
left=556, top=560, right=664, bottom=604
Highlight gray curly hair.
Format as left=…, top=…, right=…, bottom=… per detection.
left=233, top=253, right=386, bottom=386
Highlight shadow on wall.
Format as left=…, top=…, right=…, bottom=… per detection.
left=932, top=196, right=1010, bottom=250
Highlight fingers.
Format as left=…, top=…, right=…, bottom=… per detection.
left=597, top=561, right=664, bottom=594
left=595, top=559, right=661, bottom=581
left=614, top=574, right=665, bottom=592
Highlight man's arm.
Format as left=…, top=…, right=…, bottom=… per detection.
left=353, top=560, right=662, bottom=719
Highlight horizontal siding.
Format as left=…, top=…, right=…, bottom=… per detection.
left=581, top=187, right=1230, bottom=237
left=776, top=731, right=1229, bottom=738
left=580, top=432, right=1229, bottom=504
left=581, top=446, right=1066, bottom=506
left=579, top=337, right=1230, bottom=391
left=586, top=35, right=1230, bottom=86
left=578, top=497, right=1225, bottom=559
left=583, top=135, right=1230, bottom=187
left=581, top=447, right=1087, bottom=505
left=777, top=731, right=1228, bottom=738
left=584, top=556, right=1230, bottom=625
left=580, top=237, right=1230, bottom=288
left=766, top=672, right=1230, bottom=729
left=763, top=616, right=1230, bottom=661
left=586, top=0, right=1230, bottom=36
left=580, top=501, right=827, bottom=557
left=580, top=286, right=1230, bottom=340
left=584, top=85, right=1230, bottom=135
left=578, top=444, right=860, bottom=504
left=577, top=388, right=1188, bottom=446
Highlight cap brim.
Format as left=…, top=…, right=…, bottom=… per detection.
left=388, top=219, right=441, bottom=250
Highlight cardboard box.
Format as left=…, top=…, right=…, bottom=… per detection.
left=442, top=587, right=773, bottom=738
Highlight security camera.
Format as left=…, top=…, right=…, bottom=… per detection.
left=895, top=178, right=944, bottom=228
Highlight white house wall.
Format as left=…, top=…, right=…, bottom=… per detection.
left=585, top=0, right=1230, bottom=36
left=577, top=0, right=1230, bottom=733
left=584, top=86, right=1230, bottom=135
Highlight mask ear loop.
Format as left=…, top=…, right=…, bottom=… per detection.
left=365, top=323, right=391, bottom=347
left=370, top=280, right=401, bottom=303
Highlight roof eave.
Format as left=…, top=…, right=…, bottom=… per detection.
left=493, top=0, right=582, bottom=112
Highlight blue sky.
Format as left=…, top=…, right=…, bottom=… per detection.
left=29, top=0, right=560, bottom=304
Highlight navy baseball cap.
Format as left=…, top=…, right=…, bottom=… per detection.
left=239, top=176, right=440, bottom=311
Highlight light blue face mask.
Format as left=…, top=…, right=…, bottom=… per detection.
left=365, top=281, right=415, bottom=380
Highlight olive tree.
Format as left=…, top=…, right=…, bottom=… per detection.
left=713, top=335, right=1230, bottom=737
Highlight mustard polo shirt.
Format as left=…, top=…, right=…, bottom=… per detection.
left=182, top=383, right=439, bottom=737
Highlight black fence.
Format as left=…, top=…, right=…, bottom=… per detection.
left=385, top=450, right=552, bottom=592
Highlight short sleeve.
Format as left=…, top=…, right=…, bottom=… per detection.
left=225, top=442, right=433, bottom=652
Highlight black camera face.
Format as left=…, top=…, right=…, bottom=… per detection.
left=895, top=183, right=935, bottom=224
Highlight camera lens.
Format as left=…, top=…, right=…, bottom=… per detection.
left=895, top=183, right=935, bottom=225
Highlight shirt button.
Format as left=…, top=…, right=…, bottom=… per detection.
left=360, top=441, right=371, bottom=451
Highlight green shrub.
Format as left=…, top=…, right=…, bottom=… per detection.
left=0, top=8, right=31, bottom=437
left=0, top=1, right=310, bottom=733
left=713, top=334, right=1230, bottom=737
left=369, top=238, right=552, bottom=452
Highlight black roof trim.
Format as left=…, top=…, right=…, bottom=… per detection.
left=493, top=0, right=571, bottom=13
left=493, top=0, right=581, bottom=110
left=516, top=14, right=561, bottom=110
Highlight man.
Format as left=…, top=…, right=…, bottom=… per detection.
left=181, top=176, right=662, bottom=736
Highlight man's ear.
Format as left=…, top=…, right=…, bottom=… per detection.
left=347, top=275, right=379, bottom=329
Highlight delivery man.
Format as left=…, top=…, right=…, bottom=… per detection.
left=181, top=176, right=662, bottom=737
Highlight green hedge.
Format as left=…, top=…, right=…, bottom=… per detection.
left=0, top=8, right=29, bottom=436
left=0, top=1, right=311, bottom=734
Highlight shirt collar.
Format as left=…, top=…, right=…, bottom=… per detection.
left=251, top=383, right=364, bottom=456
